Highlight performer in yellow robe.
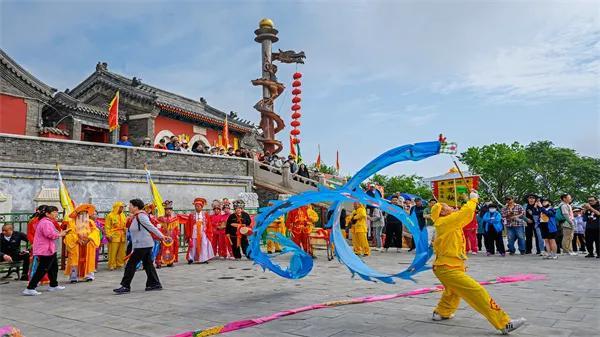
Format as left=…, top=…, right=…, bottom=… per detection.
left=64, top=204, right=101, bottom=282
left=350, top=202, right=370, bottom=256
left=104, top=201, right=127, bottom=270
left=430, top=190, right=526, bottom=334
left=266, top=214, right=286, bottom=254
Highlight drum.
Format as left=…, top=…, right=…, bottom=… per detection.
left=239, top=226, right=253, bottom=236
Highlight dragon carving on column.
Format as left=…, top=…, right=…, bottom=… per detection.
left=253, top=19, right=306, bottom=155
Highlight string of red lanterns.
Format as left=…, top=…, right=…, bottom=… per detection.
left=290, top=72, right=302, bottom=144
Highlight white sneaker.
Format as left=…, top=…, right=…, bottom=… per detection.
left=432, top=312, right=454, bottom=321
left=569, top=252, right=578, bottom=256
left=470, top=252, right=477, bottom=255
left=501, top=317, right=526, bottom=334
left=48, top=285, right=66, bottom=292
left=22, top=289, right=41, bottom=296
left=541, top=251, right=548, bottom=256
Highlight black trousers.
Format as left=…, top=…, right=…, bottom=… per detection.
left=585, top=228, right=599, bottom=256
left=120, top=247, right=161, bottom=289
left=384, top=223, right=403, bottom=248
left=484, top=227, right=505, bottom=255
left=555, top=224, right=564, bottom=254
left=525, top=223, right=538, bottom=254
left=27, top=253, right=58, bottom=289
left=572, top=233, right=586, bottom=252
left=477, top=233, right=484, bottom=251
left=10, top=252, right=30, bottom=276
left=229, top=235, right=248, bottom=259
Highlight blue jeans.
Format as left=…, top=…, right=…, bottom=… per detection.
left=373, top=226, right=384, bottom=248
left=507, top=226, right=526, bottom=254
left=534, top=225, right=545, bottom=252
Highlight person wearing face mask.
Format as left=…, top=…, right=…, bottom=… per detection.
left=538, top=199, right=558, bottom=259
left=482, top=204, right=505, bottom=256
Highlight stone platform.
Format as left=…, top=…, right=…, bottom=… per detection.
left=0, top=250, right=598, bottom=337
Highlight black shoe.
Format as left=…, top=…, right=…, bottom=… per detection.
left=19, top=276, right=28, bottom=281
left=585, top=254, right=594, bottom=258
left=113, top=286, right=130, bottom=294
left=70, top=280, right=78, bottom=284
left=145, top=285, right=163, bottom=291
left=188, top=260, right=194, bottom=265
left=167, top=264, right=173, bottom=267
left=156, top=265, right=161, bottom=269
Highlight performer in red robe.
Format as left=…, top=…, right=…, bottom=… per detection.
left=156, top=200, right=180, bottom=268
left=184, top=197, right=214, bottom=264
left=286, top=206, right=319, bottom=256
left=208, top=200, right=232, bottom=259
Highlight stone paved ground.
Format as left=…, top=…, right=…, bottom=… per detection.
left=1, top=249, right=598, bottom=337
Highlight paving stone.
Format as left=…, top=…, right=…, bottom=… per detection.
left=1, top=250, right=598, bottom=337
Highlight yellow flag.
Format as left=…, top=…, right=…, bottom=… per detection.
left=57, top=166, right=75, bottom=215
left=146, top=169, right=165, bottom=216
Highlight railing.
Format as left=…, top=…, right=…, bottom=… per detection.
left=0, top=210, right=195, bottom=263
left=254, top=161, right=320, bottom=189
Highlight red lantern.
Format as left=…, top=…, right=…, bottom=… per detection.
left=292, top=80, right=302, bottom=87
left=292, top=88, right=302, bottom=95
left=291, top=112, right=302, bottom=119
left=292, top=96, right=301, bottom=103
left=293, top=137, right=301, bottom=144
left=291, top=128, right=301, bottom=136
left=293, top=72, right=302, bottom=79
left=291, top=104, right=301, bottom=111
left=291, top=120, right=301, bottom=127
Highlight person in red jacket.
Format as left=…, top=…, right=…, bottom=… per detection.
left=463, top=215, right=479, bottom=255
left=184, top=198, right=214, bottom=264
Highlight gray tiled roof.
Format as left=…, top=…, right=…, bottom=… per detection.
left=0, top=48, right=56, bottom=98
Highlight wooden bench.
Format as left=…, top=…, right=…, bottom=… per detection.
left=0, top=261, right=22, bottom=280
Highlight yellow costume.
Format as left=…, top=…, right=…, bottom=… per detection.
left=64, top=204, right=101, bottom=282
left=266, top=215, right=286, bottom=253
left=104, top=201, right=127, bottom=270
left=431, top=198, right=510, bottom=330
left=350, top=204, right=370, bottom=256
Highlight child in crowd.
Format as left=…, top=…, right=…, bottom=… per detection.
left=572, top=208, right=586, bottom=253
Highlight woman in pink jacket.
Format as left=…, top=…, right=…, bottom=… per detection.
left=23, top=206, right=69, bottom=296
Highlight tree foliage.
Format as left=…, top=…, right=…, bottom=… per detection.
left=366, top=173, right=433, bottom=199
left=460, top=141, right=600, bottom=203
left=309, top=163, right=337, bottom=175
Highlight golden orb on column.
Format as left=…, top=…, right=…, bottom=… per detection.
left=259, top=18, right=274, bottom=29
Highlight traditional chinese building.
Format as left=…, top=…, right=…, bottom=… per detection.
left=1, top=49, right=260, bottom=150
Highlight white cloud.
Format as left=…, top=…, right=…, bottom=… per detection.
left=435, top=20, right=600, bottom=100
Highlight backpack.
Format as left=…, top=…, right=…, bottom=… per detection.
left=555, top=205, right=566, bottom=222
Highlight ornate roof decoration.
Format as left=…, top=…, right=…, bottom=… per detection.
left=0, top=48, right=56, bottom=99
left=69, top=62, right=255, bottom=132
left=50, top=92, right=126, bottom=121
left=39, top=126, right=70, bottom=136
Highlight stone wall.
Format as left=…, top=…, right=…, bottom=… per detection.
left=0, top=133, right=251, bottom=175
left=0, top=162, right=253, bottom=212
left=0, top=133, right=254, bottom=212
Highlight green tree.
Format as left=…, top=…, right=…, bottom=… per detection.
left=367, top=173, right=433, bottom=199
left=309, top=163, right=337, bottom=175
left=460, top=141, right=600, bottom=203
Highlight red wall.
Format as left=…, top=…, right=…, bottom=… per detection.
left=0, top=94, right=27, bottom=135
left=155, top=116, right=220, bottom=145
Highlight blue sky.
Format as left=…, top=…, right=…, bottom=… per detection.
left=1, top=0, right=598, bottom=178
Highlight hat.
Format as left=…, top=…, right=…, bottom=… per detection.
left=233, top=200, right=245, bottom=209
left=143, top=203, right=156, bottom=213
left=211, top=200, right=222, bottom=209
left=162, top=200, right=174, bottom=209
left=69, top=204, right=96, bottom=219
left=144, top=137, right=151, bottom=141
left=430, top=203, right=444, bottom=222
left=193, top=197, right=207, bottom=206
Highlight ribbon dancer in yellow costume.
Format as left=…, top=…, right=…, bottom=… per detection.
left=430, top=189, right=526, bottom=335
left=64, top=204, right=101, bottom=283
left=350, top=202, right=370, bottom=256
left=104, top=201, right=127, bottom=271
left=266, top=202, right=285, bottom=254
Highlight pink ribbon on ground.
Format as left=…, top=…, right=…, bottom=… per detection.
left=168, top=274, right=546, bottom=337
